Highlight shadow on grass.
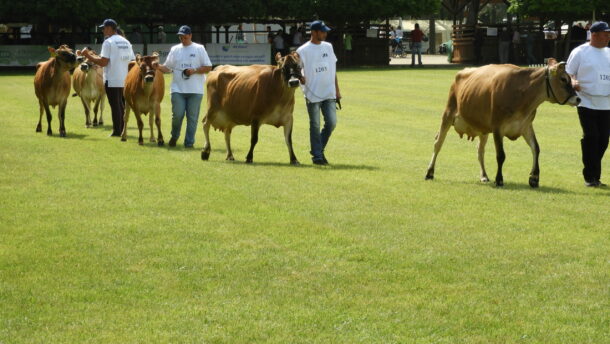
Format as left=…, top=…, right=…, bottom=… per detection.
left=219, top=160, right=379, bottom=170
left=434, top=178, right=578, bottom=195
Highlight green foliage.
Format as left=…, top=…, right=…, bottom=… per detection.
left=508, top=0, right=610, bottom=20
left=1, top=69, right=608, bottom=343
left=0, top=0, right=439, bottom=25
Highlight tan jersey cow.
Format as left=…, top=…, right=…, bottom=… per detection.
left=201, top=52, right=302, bottom=164
left=72, top=53, right=105, bottom=128
left=122, top=53, right=165, bottom=146
left=425, top=59, right=580, bottom=187
left=34, top=45, right=80, bottom=137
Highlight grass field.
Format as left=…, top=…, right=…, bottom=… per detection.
left=0, top=67, right=608, bottom=344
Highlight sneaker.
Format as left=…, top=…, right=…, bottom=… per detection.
left=168, top=138, right=177, bottom=147
left=585, top=181, right=598, bottom=187
left=184, top=145, right=194, bottom=149
left=322, top=156, right=329, bottom=165
left=312, top=158, right=327, bottom=165
left=597, top=181, right=607, bottom=187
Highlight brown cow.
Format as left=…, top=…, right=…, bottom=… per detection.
left=201, top=52, right=302, bottom=164
left=122, top=53, right=165, bottom=146
left=425, top=60, right=580, bottom=187
left=34, top=45, right=79, bottom=137
left=72, top=53, right=105, bottom=127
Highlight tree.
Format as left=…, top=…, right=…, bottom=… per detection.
left=508, top=0, right=609, bottom=21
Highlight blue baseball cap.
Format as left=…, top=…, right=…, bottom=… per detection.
left=177, top=25, right=192, bottom=35
left=98, top=19, right=117, bottom=29
left=310, top=20, right=331, bottom=32
left=589, top=21, right=610, bottom=33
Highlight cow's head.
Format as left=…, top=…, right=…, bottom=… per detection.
left=546, top=58, right=580, bottom=106
left=135, top=52, right=159, bottom=83
left=276, top=52, right=302, bottom=88
left=76, top=49, right=97, bottom=73
left=49, top=45, right=78, bottom=69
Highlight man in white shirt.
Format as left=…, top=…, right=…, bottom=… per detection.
left=296, top=20, right=342, bottom=165
left=154, top=25, right=213, bottom=148
left=566, top=21, right=610, bottom=187
left=82, top=19, right=134, bottom=137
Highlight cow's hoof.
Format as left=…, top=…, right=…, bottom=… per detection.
left=59, top=132, right=66, bottom=138
left=138, top=140, right=144, bottom=145
left=121, top=137, right=127, bottom=142
left=245, top=159, right=253, bottom=164
left=291, top=160, right=300, bottom=166
left=92, top=121, right=98, bottom=127
left=425, top=174, right=434, bottom=180
left=98, top=121, right=104, bottom=125
left=157, top=141, right=164, bottom=147
left=495, top=180, right=504, bottom=187
left=529, top=177, right=539, bottom=188
left=226, top=156, right=234, bottom=161
left=201, top=151, right=210, bottom=160
left=36, top=125, right=42, bottom=132
left=481, top=176, right=490, bottom=182
left=47, top=130, right=52, bottom=136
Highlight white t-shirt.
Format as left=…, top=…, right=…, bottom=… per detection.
left=163, top=42, right=212, bottom=94
left=100, top=34, right=135, bottom=87
left=297, top=41, right=337, bottom=102
left=566, top=43, right=610, bottom=110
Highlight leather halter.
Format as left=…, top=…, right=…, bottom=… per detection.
left=545, top=66, right=572, bottom=105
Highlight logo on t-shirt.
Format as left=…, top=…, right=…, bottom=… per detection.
left=322, top=53, right=328, bottom=58
left=190, top=54, right=196, bottom=57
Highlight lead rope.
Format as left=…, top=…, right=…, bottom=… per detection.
left=545, top=66, right=571, bottom=105
left=301, top=82, right=341, bottom=109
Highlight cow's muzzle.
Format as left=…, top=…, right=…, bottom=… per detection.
left=288, top=76, right=300, bottom=88
left=80, top=63, right=89, bottom=72
left=144, top=75, right=154, bottom=83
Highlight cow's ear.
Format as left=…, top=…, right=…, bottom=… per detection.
left=275, top=52, right=282, bottom=63
left=48, top=46, right=57, bottom=57
left=556, top=62, right=566, bottom=72
left=135, top=54, right=142, bottom=64
left=128, top=61, right=137, bottom=71
left=546, top=57, right=557, bottom=66
left=151, top=51, right=160, bottom=62
left=291, top=51, right=300, bottom=63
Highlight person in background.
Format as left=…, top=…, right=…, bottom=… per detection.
left=566, top=21, right=610, bottom=187
left=236, top=24, right=246, bottom=43
left=154, top=25, right=213, bottom=148
left=157, top=25, right=166, bottom=43
left=273, top=29, right=286, bottom=57
left=266, top=26, right=274, bottom=44
left=292, top=25, right=304, bottom=47
left=82, top=19, right=134, bottom=137
left=129, top=27, right=143, bottom=44
left=410, top=23, right=424, bottom=67
left=296, top=20, right=341, bottom=165
left=498, top=26, right=512, bottom=63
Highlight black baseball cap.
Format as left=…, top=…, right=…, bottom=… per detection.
left=98, top=19, right=118, bottom=29
left=310, top=20, right=331, bottom=32
left=177, top=25, right=192, bottom=35
left=589, top=21, right=610, bottom=33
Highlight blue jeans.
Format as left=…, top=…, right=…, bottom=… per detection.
left=171, top=93, right=203, bottom=147
left=411, top=42, right=422, bottom=65
left=306, top=99, right=337, bottom=160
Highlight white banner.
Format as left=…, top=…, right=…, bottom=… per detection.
left=206, top=43, right=271, bottom=65
left=76, top=44, right=145, bottom=56
left=0, top=43, right=269, bottom=67
left=148, top=43, right=271, bottom=66
left=0, top=46, right=51, bottom=66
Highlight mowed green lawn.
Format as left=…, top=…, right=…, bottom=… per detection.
left=0, top=67, right=608, bottom=344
